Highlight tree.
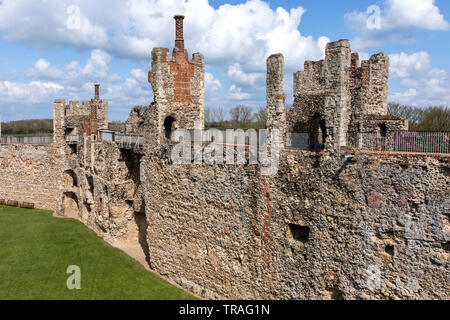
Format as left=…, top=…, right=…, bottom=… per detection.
left=230, top=105, right=254, bottom=129
left=214, top=106, right=227, bottom=125
left=418, top=106, right=450, bottom=131
left=388, top=103, right=450, bottom=131
left=253, top=107, right=267, bottom=129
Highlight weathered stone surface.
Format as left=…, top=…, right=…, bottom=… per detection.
left=0, top=17, right=448, bottom=301
left=0, top=144, right=63, bottom=211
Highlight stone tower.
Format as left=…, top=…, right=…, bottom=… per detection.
left=53, top=84, right=108, bottom=146
left=266, top=54, right=286, bottom=149
left=148, top=15, right=205, bottom=139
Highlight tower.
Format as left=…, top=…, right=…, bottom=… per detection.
left=148, top=15, right=205, bottom=139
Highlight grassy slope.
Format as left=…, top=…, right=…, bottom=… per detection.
left=0, top=206, right=196, bottom=300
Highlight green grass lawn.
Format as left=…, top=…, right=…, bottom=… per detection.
left=0, top=205, right=196, bottom=300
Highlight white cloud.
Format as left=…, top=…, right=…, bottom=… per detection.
left=227, top=64, right=263, bottom=86
left=228, top=85, right=252, bottom=100
left=25, top=59, right=64, bottom=80
left=0, top=0, right=327, bottom=71
left=389, top=51, right=432, bottom=78
left=205, top=72, right=222, bottom=93
left=345, top=0, right=449, bottom=50
left=385, top=0, right=449, bottom=31
left=389, top=51, right=450, bottom=106
left=25, top=50, right=111, bottom=85
left=0, top=80, right=64, bottom=105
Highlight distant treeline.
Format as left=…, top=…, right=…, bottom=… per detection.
left=1, top=104, right=448, bottom=135
left=205, top=105, right=267, bottom=130
left=388, top=103, right=450, bottom=131
left=1, top=119, right=53, bottom=135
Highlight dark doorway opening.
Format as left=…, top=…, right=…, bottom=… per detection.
left=164, top=116, right=175, bottom=139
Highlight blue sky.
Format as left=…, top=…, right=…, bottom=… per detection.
left=0, top=0, right=449, bottom=121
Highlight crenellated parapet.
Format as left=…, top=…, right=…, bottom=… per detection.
left=287, top=39, right=405, bottom=152
left=350, top=52, right=389, bottom=116
left=53, top=84, right=108, bottom=147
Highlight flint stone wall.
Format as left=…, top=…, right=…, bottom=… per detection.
left=0, top=144, right=63, bottom=211
left=142, top=147, right=449, bottom=300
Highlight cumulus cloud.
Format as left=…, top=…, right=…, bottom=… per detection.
left=25, top=50, right=111, bottom=84
left=0, top=49, right=152, bottom=120
left=205, top=72, right=222, bottom=93
left=25, top=59, right=64, bottom=80
left=227, top=64, right=264, bottom=87
left=389, top=51, right=450, bottom=107
left=228, top=85, right=252, bottom=100
left=345, top=0, right=449, bottom=50
left=0, top=80, right=64, bottom=105
left=389, top=51, right=432, bottom=78
left=0, top=0, right=327, bottom=70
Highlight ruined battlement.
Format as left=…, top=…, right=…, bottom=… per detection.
left=293, top=60, right=325, bottom=96
left=288, top=39, right=403, bottom=151
left=53, top=84, right=108, bottom=140
left=147, top=16, right=205, bottom=135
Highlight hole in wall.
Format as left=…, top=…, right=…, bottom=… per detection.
left=65, top=170, right=78, bottom=187
left=87, top=175, right=94, bottom=194
left=289, top=224, right=310, bottom=243
left=385, top=245, right=395, bottom=257
left=164, top=116, right=176, bottom=139
left=442, top=242, right=450, bottom=253
left=330, top=287, right=344, bottom=300
left=97, top=198, right=103, bottom=213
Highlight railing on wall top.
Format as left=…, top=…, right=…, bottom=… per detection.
left=0, top=135, right=53, bottom=144
left=97, top=130, right=143, bottom=150
left=356, top=131, right=450, bottom=154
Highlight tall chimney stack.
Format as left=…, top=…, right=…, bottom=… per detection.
left=95, top=84, right=100, bottom=100
left=174, top=15, right=185, bottom=52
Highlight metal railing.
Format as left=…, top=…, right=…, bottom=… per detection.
left=115, top=133, right=144, bottom=150
left=0, top=135, right=53, bottom=144
left=95, top=130, right=143, bottom=150
left=356, top=131, right=450, bottom=154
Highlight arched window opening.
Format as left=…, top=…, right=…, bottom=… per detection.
left=164, top=116, right=176, bottom=139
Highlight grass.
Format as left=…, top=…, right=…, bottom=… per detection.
left=0, top=205, right=196, bottom=300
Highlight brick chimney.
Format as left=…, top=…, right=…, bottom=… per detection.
left=174, top=15, right=185, bottom=52
left=94, top=84, right=100, bottom=100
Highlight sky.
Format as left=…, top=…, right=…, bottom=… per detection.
left=0, top=0, right=449, bottom=121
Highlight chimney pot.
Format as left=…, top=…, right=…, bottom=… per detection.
left=95, top=84, right=100, bottom=99
left=174, top=15, right=185, bottom=52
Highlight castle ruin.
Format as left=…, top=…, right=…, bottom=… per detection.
left=0, top=16, right=449, bottom=300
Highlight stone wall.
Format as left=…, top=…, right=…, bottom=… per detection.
left=0, top=144, right=63, bottom=211
left=140, top=147, right=449, bottom=299
left=289, top=40, right=391, bottom=151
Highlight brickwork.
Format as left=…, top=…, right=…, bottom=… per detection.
left=148, top=16, right=205, bottom=135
